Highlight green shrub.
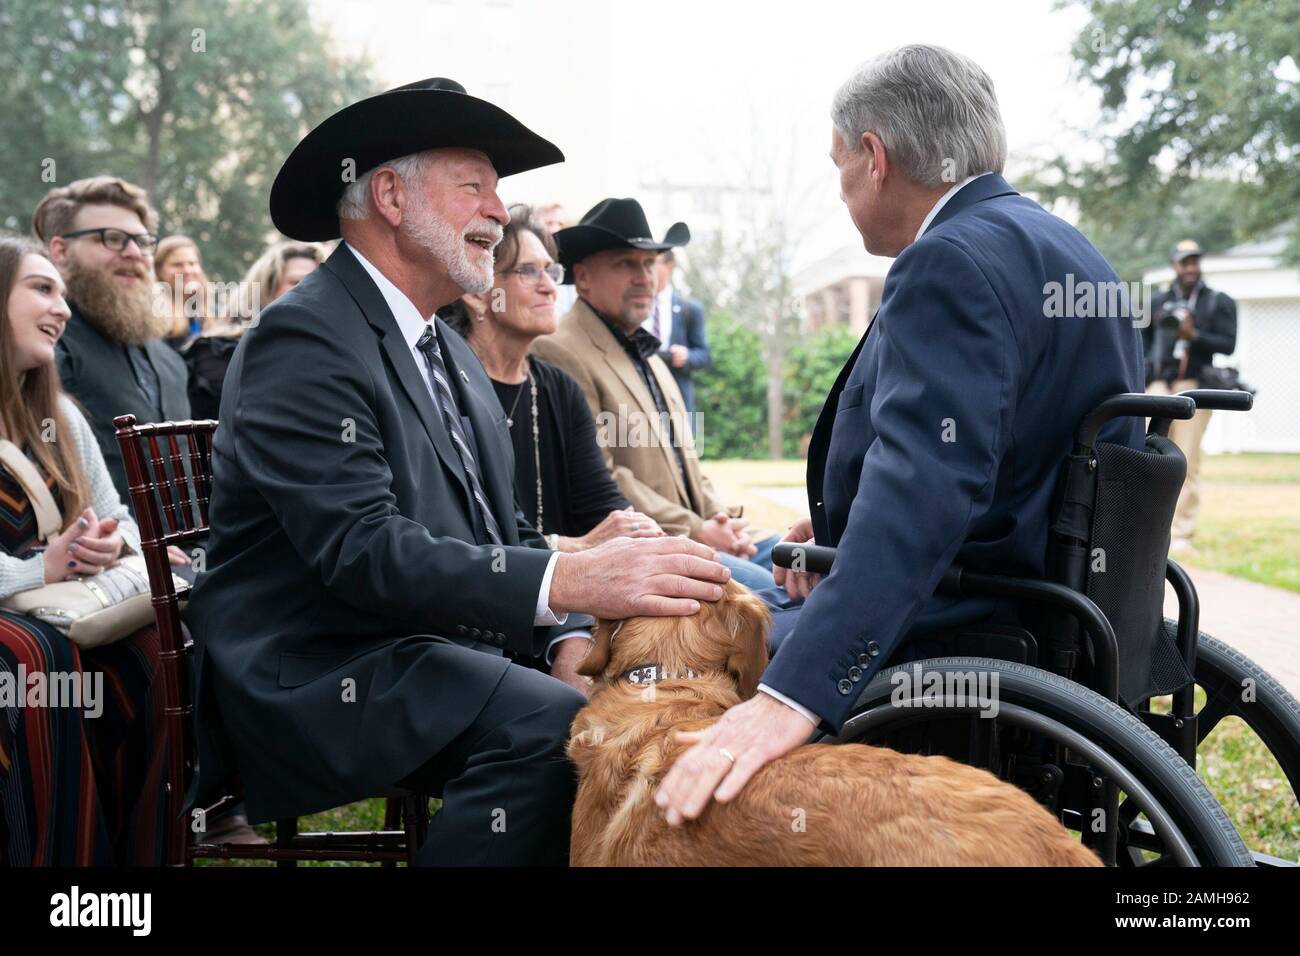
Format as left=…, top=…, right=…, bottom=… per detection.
left=782, top=323, right=861, bottom=457
left=693, top=312, right=769, bottom=459
left=694, top=314, right=862, bottom=459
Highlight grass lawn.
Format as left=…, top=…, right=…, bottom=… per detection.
left=1147, top=690, right=1299, bottom=861
left=1182, top=454, right=1300, bottom=594
left=218, top=454, right=1297, bottom=864
left=708, top=454, right=1300, bottom=594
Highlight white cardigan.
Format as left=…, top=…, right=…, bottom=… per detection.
left=0, top=395, right=143, bottom=600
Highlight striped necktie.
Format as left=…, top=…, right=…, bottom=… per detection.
left=650, top=297, right=664, bottom=346
left=415, top=325, right=503, bottom=545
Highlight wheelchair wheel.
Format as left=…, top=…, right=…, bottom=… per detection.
left=1187, top=628, right=1300, bottom=800
left=1144, top=624, right=1300, bottom=863
left=834, top=656, right=1254, bottom=867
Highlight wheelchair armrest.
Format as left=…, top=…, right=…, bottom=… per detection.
left=1180, top=388, right=1253, bottom=412
left=770, top=546, right=1119, bottom=701
left=771, top=541, right=838, bottom=574
left=937, top=566, right=1119, bottom=702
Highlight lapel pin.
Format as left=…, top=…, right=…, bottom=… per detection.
left=459, top=369, right=469, bottom=383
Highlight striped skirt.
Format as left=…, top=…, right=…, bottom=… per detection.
left=0, top=610, right=167, bottom=865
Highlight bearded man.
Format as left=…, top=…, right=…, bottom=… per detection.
left=185, top=79, right=729, bottom=865
left=34, top=176, right=191, bottom=508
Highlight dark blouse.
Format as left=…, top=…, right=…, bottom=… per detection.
left=182, top=333, right=241, bottom=422
left=488, top=356, right=628, bottom=538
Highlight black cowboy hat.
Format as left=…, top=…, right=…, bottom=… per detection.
left=269, top=77, right=564, bottom=241
left=555, top=198, right=690, bottom=283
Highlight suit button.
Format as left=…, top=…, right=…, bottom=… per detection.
left=456, top=625, right=467, bottom=635
left=866, top=641, right=881, bottom=657
left=857, top=653, right=871, bottom=667
left=837, top=678, right=853, bottom=695
left=469, top=627, right=481, bottom=639
left=848, top=666, right=863, bottom=682
left=494, top=633, right=505, bottom=646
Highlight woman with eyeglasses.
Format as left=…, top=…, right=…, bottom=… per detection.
left=440, top=205, right=663, bottom=553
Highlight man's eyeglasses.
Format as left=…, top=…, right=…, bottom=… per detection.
left=500, top=262, right=564, bottom=286
left=59, top=228, right=158, bottom=255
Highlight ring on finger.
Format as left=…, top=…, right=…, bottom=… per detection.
left=719, top=747, right=736, bottom=765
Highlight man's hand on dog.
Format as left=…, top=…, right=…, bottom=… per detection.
left=549, top=535, right=730, bottom=620
left=655, top=693, right=815, bottom=825
left=772, top=517, right=822, bottom=601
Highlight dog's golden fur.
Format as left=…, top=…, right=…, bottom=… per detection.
left=567, top=581, right=1101, bottom=866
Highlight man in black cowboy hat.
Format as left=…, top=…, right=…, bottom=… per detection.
left=533, top=198, right=781, bottom=592
left=185, top=81, right=729, bottom=865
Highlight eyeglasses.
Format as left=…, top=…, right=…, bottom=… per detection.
left=59, top=228, right=158, bottom=255
left=500, top=262, right=564, bottom=286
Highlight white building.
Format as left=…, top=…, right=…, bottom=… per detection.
left=1144, top=231, right=1300, bottom=453
left=793, top=243, right=892, bottom=334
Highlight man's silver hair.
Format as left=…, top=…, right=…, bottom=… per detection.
left=831, top=44, right=1006, bottom=188
left=337, top=151, right=434, bottom=221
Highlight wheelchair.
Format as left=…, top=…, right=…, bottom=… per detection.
left=772, top=388, right=1300, bottom=867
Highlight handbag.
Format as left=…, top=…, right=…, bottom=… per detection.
left=0, top=440, right=180, bottom=649
left=1196, top=365, right=1256, bottom=395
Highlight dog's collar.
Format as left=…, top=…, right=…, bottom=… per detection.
left=621, top=663, right=698, bottom=686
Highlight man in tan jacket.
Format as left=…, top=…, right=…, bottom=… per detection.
left=532, top=198, right=777, bottom=590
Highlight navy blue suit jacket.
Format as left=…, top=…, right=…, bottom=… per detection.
left=761, top=174, right=1145, bottom=730
left=656, top=291, right=711, bottom=412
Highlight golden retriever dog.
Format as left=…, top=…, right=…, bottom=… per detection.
left=567, top=580, right=1101, bottom=866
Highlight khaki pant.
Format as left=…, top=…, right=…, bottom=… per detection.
left=1147, top=378, right=1212, bottom=541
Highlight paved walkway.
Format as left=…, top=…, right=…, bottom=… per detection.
left=1164, top=569, right=1300, bottom=698
left=748, top=487, right=1299, bottom=697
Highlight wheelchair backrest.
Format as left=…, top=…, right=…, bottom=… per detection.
left=1049, top=435, right=1192, bottom=705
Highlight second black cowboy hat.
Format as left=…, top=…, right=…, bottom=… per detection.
left=270, top=77, right=564, bottom=241
left=555, top=198, right=690, bottom=283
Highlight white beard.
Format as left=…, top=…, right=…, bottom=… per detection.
left=403, top=191, right=497, bottom=294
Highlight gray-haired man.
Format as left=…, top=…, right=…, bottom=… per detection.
left=655, top=44, right=1144, bottom=825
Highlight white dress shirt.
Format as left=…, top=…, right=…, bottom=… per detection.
left=642, top=285, right=675, bottom=343
left=753, top=171, right=996, bottom=730
left=344, top=243, right=573, bottom=634
left=914, top=172, right=993, bottom=241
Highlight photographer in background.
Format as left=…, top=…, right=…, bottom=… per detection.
left=1146, top=239, right=1238, bottom=551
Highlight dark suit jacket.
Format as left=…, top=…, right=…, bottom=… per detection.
left=656, top=291, right=711, bottom=412
left=761, top=174, right=1145, bottom=730
left=54, top=304, right=191, bottom=510
left=184, top=244, right=579, bottom=822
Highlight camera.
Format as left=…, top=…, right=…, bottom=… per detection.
left=1159, top=297, right=1192, bottom=330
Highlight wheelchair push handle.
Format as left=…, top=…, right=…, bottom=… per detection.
left=771, top=541, right=837, bottom=575
left=1077, top=393, right=1196, bottom=448
left=1180, top=388, right=1254, bottom=412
